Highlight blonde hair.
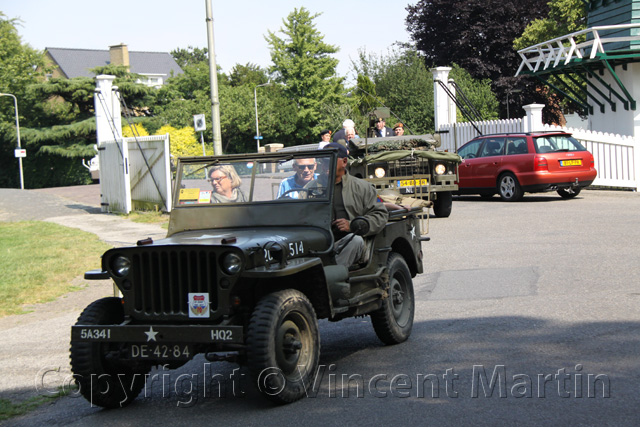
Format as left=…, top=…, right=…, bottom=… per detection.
left=209, top=165, right=242, bottom=188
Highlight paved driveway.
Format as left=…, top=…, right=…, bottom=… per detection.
left=2, top=188, right=640, bottom=426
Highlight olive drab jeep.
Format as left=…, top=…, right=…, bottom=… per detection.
left=347, top=133, right=462, bottom=218
left=70, top=148, right=426, bottom=407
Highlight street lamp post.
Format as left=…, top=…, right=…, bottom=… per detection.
left=254, top=83, right=271, bottom=152
left=0, top=93, right=24, bottom=189
left=506, top=89, right=522, bottom=120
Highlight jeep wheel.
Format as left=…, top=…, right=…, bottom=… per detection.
left=247, top=289, right=320, bottom=404
left=557, top=187, right=581, bottom=199
left=70, top=297, right=148, bottom=408
left=371, top=253, right=415, bottom=345
left=498, top=172, right=523, bottom=201
left=433, top=191, right=452, bottom=217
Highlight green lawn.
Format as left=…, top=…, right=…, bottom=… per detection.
left=0, top=221, right=112, bottom=317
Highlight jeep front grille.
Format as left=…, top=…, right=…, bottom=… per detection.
left=385, top=157, right=430, bottom=177
left=130, top=249, right=218, bottom=317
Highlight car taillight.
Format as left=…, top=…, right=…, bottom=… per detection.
left=534, top=156, right=548, bottom=171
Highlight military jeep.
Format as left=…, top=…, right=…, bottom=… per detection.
left=70, top=148, right=425, bottom=407
left=348, top=134, right=462, bottom=218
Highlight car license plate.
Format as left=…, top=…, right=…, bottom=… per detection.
left=560, top=159, right=582, bottom=166
left=130, top=343, right=192, bottom=360
left=397, top=179, right=429, bottom=187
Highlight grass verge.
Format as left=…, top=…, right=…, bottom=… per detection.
left=0, top=221, right=112, bottom=317
left=120, top=210, right=169, bottom=229
left=0, top=386, right=74, bottom=421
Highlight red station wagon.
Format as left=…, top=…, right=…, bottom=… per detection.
left=456, top=132, right=597, bottom=201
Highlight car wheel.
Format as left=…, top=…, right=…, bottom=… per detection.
left=433, top=191, right=452, bottom=217
left=557, top=187, right=581, bottom=199
left=247, top=289, right=320, bottom=404
left=498, top=173, right=523, bottom=201
left=371, top=253, right=415, bottom=345
left=70, top=297, right=149, bottom=408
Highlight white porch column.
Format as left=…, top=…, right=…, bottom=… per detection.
left=432, top=67, right=453, bottom=130
left=94, top=75, right=122, bottom=144
left=522, top=104, right=545, bottom=132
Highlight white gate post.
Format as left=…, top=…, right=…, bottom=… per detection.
left=522, top=104, right=545, bottom=132
left=432, top=67, right=454, bottom=130
left=94, top=75, right=122, bottom=144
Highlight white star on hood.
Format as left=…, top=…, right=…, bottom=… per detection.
left=145, top=326, right=159, bottom=342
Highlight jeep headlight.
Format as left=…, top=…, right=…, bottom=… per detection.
left=374, top=167, right=386, bottom=178
left=435, top=163, right=446, bottom=175
left=222, top=252, right=243, bottom=275
left=112, top=255, right=131, bottom=277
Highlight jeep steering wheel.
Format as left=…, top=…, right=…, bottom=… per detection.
left=278, top=188, right=313, bottom=199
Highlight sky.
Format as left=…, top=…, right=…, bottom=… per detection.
left=3, top=0, right=413, bottom=82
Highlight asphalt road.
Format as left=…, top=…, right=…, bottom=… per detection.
left=3, top=188, right=640, bottom=426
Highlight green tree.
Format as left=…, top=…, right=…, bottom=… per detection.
left=406, top=0, right=551, bottom=119
left=514, top=0, right=587, bottom=50
left=353, top=49, right=435, bottom=133
left=352, top=49, right=499, bottom=133
left=228, top=63, right=269, bottom=87
left=265, top=7, right=344, bottom=142
left=513, top=0, right=588, bottom=122
left=171, top=46, right=208, bottom=68
left=0, top=14, right=48, bottom=187
left=449, top=63, right=500, bottom=122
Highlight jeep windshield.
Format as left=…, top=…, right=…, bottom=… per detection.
left=168, top=150, right=336, bottom=236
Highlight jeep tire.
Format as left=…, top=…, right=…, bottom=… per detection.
left=70, top=297, right=148, bottom=408
left=371, top=253, right=415, bottom=344
left=433, top=191, right=453, bottom=217
left=246, top=289, right=320, bottom=404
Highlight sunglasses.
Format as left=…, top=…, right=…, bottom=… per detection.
left=295, top=164, right=316, bottom=170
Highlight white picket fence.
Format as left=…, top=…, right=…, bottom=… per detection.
left=98, top=134, right=173, bottom=213
left=439, top=120, right=639, bottom=191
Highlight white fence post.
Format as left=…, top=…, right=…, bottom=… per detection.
left=522, top=104, right=545, bottom=132
left=432, top=67, right=453, bottom=129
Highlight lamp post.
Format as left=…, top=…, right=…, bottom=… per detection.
left=506, top=89, right=522, bottom=119
left=254, top=82, right=271, bottom=152
left=0, top=93, right=24, bottom=189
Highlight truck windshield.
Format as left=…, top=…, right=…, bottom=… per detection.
left=176, top=153, right=333, bottom=206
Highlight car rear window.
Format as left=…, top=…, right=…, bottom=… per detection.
left=534, top=135, right=587, bottom=153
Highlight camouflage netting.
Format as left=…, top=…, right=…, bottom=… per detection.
left=351, top=138, right=437, bottom=153
left=350, top=149, right=462, bottom=166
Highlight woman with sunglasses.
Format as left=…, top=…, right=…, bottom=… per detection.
left=208, top=165, right=248, bottom=203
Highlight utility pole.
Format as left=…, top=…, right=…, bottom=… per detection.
left=205, top=0, right=223, bottom=155
left=0, top=93, right=24, bottom=189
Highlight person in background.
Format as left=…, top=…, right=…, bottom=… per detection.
left=318, top=129, right=332, bottom=149
left=394, top=123, right=405, bottom=136
left=323, top=143, right=388, bottom=267
left=345, top=127, right=357, bottom=142
left=209, top=165, right=248, bottom=203
left=277, top=158, right=318, bottom=198
left=373, top=117, right=394, bottom=138
left=332, top=119, right=355, bottom=143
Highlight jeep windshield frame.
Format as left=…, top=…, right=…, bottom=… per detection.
left=168, top=150, right=337, bottom=236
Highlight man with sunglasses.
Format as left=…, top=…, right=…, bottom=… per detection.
left=277, top=158, right=318, bottom=198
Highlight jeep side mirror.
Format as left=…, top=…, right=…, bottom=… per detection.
left=350, top=217, right=370, bottom=236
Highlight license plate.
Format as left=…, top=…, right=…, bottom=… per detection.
left=130, top=343, right=192, bottom=360
left=560, top=159, right=582, bottom=166
left=397, top=179, right=429, bottom=187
